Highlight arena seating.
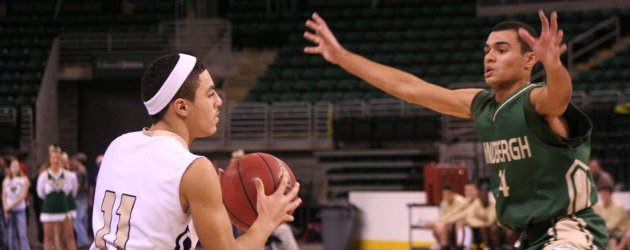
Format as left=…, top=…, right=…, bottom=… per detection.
left=242, top=4, right=625, bottom=103
left=0, top=0, right=172, bottom=148
left=229, top=3, right=630, bottom=187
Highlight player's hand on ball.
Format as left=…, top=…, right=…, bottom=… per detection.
left=254, top=174, right=301, bottom=229
left=304, top=12, right=346, bottom=65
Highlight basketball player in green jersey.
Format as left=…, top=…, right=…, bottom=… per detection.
left=304, top=10, right=609, bottom=249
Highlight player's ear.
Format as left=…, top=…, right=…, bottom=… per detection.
left=524, top=51, right=537, bottom=70
left=173, top=98, right=188, bottom=116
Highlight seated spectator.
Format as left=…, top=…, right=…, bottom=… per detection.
left=589, top=157, right=614, bottom=189
left=464, top=186, right=498, bottom=249
left=424, top=184, right=466, bottom=250
left=593, top=185, right=628, bottom=250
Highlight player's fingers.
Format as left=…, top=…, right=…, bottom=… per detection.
left=556, top=29, right=564, bottom=46
left=560, top=43, right=567, bottom=54
left=286, top=197, right=302, bottom=212
left=284, top=215, right=295, bottom=222
left=304, top=46, right=321, bottom=54
left=305, top=20, right=319, bottom=32
left=312, top=12, right=328, bottom=28
left=284, top=182, right=300, bottom=201
left=254, top=178, right=266, bottom=197
left=518, top=28, right=536, bottom=48
left=304, top=31, right=320, bottom=44
left=273, top=174, right=290, bottom=196
left=538, top=10, right=549, bottom=35
left=550, top=11, right=558, bottom=33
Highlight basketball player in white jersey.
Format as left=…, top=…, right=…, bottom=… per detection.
left=91, top=53, right=302, bottom=249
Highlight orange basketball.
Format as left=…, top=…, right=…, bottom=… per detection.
left=221, top=152, right=296, bottom=231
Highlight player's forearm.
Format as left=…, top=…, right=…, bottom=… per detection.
left=538, top=60, right=572, bottom=116
left=336, top=50, right=427, bottom=103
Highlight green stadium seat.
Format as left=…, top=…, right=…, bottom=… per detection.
left=243, top=93, right=260, bottom=102
left=272, top=81, right=293, bottom=92
left=300, top=92, right=322, bottom=102
left=321, top=92, right=343, bottom=102
left=280, top=69, right=301, bottom=80
left=337, top=79, right=358, bottom=92
left=260, top=92, right=280, bottom=102
left=252, top=81, right=273, bottom=92
left=323, top=68, right=344, bottom=79
left=294, top=80, right=313, bottom=92
left=0, top=96, right=14, bottom=105
left=341, top=92, right=364, bottom=100
left=280, top=92, right=301, bottom=101
left=315, top=80, right=336, bottom=91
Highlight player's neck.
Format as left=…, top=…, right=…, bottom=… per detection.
left=494, top=79, right=530, bottom=102
left=149, top=121, right=192, bottom=145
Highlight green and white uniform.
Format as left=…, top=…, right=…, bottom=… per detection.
left=471, top=83, right=609, bottom=249
left=37, top=168, right=74, bottom=222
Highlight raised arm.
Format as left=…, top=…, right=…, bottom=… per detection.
left=180, top=157, right=301, bottom=250
left=520, top=11, right=573, bottom=136
left=303, top=13, right=482, bottom=119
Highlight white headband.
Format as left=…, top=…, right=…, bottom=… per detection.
left=143, top=53, right=197, bottom=115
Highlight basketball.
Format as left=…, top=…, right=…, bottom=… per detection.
left=221, top=152, right=297, bottom=231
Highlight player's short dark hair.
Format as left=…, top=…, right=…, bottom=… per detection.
left=598, top=185, right=613, bottom=193
left=492, top=21, right=539, bottom=53
left=140, top=54, right=207, bottom=124
left=441, top=184, right=454, bottom=191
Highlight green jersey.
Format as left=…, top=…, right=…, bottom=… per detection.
left=471, top=83, right=597, bottom=232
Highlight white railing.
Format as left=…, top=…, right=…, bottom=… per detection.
left=189, top=88, right=626, bottom=151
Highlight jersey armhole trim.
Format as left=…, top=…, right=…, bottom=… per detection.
left=523, top=85, right=592, bottom=148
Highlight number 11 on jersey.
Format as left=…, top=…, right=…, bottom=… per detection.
left=95, top=191, right=137, bottom=249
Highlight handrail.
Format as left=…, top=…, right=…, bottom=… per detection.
left=531, top=16, right=619, bottom=82
left=567, top=16, right=620, bottom=70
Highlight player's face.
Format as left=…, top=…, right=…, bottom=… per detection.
left=483, top=30, right=531, bottom=89
left=188, top=70, right=222, bottom=137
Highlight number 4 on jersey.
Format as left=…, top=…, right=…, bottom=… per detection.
left=95, top=191, right=137, bottom=249
left=498, top=169, right=510, bottom=197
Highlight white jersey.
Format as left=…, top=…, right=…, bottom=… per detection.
left=91, top=130, right=202, bottom=250
left=3, top=176, right=28, bottom=211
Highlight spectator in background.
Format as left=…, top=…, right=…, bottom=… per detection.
left=0, top=157, right=8, bottom=249
left=88, top=154, right=103, bottom=209
left=424, top=184, right=466, bottom=249
left=589, top=157, right=614, bottom=189
left=37, top=145, right=76, bottom=250
left=70, top=153, right=90, bottom=247
left=30, top=161, right=48, bottom=243
left=593, top=185, right=629, bottom=250
left=3, top=157, right=31, bottom=250
left=87, top=153, right=103, bottom=237
left=465, top=186, right=499, bottom=249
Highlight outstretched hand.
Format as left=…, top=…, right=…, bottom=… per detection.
left=519, top=10, right=566, bottom=66
left=303, top=12, right=345, bottom=64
